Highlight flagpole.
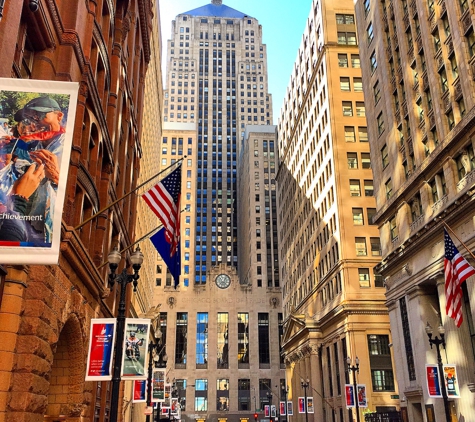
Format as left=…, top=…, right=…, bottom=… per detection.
left=442, top=221, right=475, bottom=261
left=74, top=157, right=186, bottom=231
left=96, top=207, right=189, bottom=270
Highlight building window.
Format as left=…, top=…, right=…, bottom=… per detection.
left=338, top=54, right=348, bottom=67
left=466, top=29, right=475, bottom=57
left=367, top=23, right=374, bottom=44
left=175, top=313, right=188, bottom=365
left=358, top=268, right=370, bottom=287
left=356, top=102, right=366, bottom=117
left=460, top=0, right=469, bottom=13
left=370, top=51, right=377, bottom=73
left=196, top=313, right=208, bottom=366
left=373, top=81, right=381, bottom=103
left=345, top=126, right=356, bottom=142
left=347, top=152, right=358, bottom=169
left=364, top=180, right=374, bottom=196
left=342, top=101, right=353, bottom=116
left=363, top=0, right=370, bottom=16
left=258, top=313, right=270, bottom=364
left=350, top=179, right=361, bottom=196
left=381, top=144, right=389, bottom=168
left=389, top=216, right=398, bottom=240
left=377, top=112, right=385, bottom=134
left=238, top=379, right=251, bottom=411
left=359, top=126, right=368, bottom=142
left=353, top=77, right=363, bottom=92
left=340, top=77, right=350, bottom=91
left=216, top=379, right=229, bottom=411
left=351, top=54, right=361, bottom=67
left=336, top=14, right=355, bottom=24
left=361, top=153, right=371, bottom=169
left=400, top=297, right=416, bottom=380
left=367, top=208, right=376, bottom=225
left=385, top=179, right=393, bottom=199
left=355, top=237, right=367, bottom=256
left=371, top=238, right=381, bottom=256
left=338, top=32, right=357, bottom=45
left=238, top=313, right=249, bottom=364
left=194, top=379, right=208, bottom=412
left=368, top=335, right=395, bottom=391
left=217, top=313, right=229, bottom=369
left=353, top=208, right=364, bottom=225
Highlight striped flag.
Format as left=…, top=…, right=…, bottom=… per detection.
left=444, top=229, right=475, bottom=327
left=142, top=165, right=182, bottom=257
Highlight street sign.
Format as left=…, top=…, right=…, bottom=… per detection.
left=390, top=395, right=399, bottom=399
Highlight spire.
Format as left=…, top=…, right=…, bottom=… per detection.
left=211, top=0, right=222, bottom=4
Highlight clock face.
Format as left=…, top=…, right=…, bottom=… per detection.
left=215, top=274, right=231, bottom=289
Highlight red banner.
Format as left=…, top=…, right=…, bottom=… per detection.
left=85, top=319, right=116, bottom=381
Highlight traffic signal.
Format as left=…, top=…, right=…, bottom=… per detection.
left=254, top=413, right=258, bottom=421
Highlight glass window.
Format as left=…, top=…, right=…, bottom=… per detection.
left=354, top=77, right=363, bottom=92
left=352, top=208, right=364, bottom=225
left=345, top=126, right=356, bottom=142
left=364, top=180, right=374, bottom=196
left=385, top=179, right=393, bottom=199
left=238, top=379, right=251, bottom=411
left=216, top=379, right=229, bottom=411
left=371, top=238, right=381, bottom=256
left=389, top=216, right=398, bottom=240
left=175, top=313, right=188, bottom=365
left=217, top=313, right=229, bottom=369
left=356, top=102, right=366, bottom=117
left=359, top=126, right=368, bottom=142
left=373, top=81, right=381, bottom=103
left=238, top=313, right=249, bottom=364
left=358, top=268, right=370, bottom=287
left=338, top=54, right=348, bottom=67
left=350, top=180, right=361, bottom=196
left=258, top=313, right=270, bottom=364
left=340, top=77, right=351, bottom=91
left=196, top=313, right=208, bottom=366
left=371, top=370, right=395, bottom=391
left=381, top=144, right=389, bottom=168
left=343, top=101, right=353, bottom=116
left=355, top=237, right=367, bottom=256
left=347, top=152, right=358, bottom=169
left=361, top=153, right=371, bottom=169
left=370, top=51, right=377, bottom=73
left=367, top=208, right=376, bottom=225
left=194, top=379, right=208, bottom=411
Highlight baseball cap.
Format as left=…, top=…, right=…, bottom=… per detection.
left=14, top=97, right=61, bottom=121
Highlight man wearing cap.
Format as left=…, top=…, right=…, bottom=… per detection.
left=0, top=96, right=65, bottom=244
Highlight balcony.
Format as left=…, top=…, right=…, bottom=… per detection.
left=431, top=194, right=448, bottom=214
left=453, top=78, right=463, bottom=101
left=410, top=214, right=424, bottom=232
left=461, top=8, right=473, bottom=35
left=457, top=169, right=475, bottom=192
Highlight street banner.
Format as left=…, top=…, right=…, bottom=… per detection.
left=426, top=364, right=442, bottom=398
left=133, top=380, right=147, bottom=403
left=163, top=383, right=172, bottom=407
left=121, top=318, right=150, bottom=380
left=357, top=385, right=367, bottom=408
left=345, top=385, right=355, bottom=408
left=287, top=401, right=293, bottom=416
left=298, top=397, right=305, bottom=413
left=271, top=405, right=276, bottom=418
left=279, top=401, right=286, bottom=416
left=307, top=397, right=314, bottom=413
left=264, top=405, right=270, bottom=417
left=171, top=397, right=179, bottom=415
left=152, top=369, right=166, bottom=402
left=443, top=365, right=461, bottom=398
left=0, top=78, right=78, bottom=264
left=85, top=318, right=116, bottom=381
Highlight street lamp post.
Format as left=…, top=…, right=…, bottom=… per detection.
left=281, top=385, right=289, bottom=422
left=347, top=357, right=360, bottom=422
left=267, top=390, right=273, bottom=418
left=425, top=322, right=451, bottom=422
left=300, top=379, right=309, bottom=422
left=107, top=246, right=144, bottom=422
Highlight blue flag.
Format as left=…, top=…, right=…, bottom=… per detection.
left=151, top=227, right=180, bottom=288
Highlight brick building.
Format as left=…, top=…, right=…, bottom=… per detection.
left=0, top=1, right=155, bottom=421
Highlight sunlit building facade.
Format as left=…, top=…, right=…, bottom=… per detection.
left=277, top=0, right=398, bottom=420
left=355, top=0, right=475, bottom=420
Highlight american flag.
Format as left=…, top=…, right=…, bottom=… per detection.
left=444, top=228, right=475, bottom=328
left=142, top=165, right=182, bottom=256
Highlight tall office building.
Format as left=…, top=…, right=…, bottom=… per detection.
left=355, top=0, right=475, bottom=420
left=155, top=2, right=284, bottom=422
left=277, top=0, right=398, bottom=421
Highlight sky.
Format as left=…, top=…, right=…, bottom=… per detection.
left=158, top=0, right=313, bottom=123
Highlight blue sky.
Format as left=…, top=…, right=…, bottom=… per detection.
left=159, top=0, right=313, bottom=123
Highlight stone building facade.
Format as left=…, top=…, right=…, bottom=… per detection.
left=277, top=0, right=398, bottom=421
left=355, top=0, right=475, bottom=420
left=0, top=1, right=156, bottom=421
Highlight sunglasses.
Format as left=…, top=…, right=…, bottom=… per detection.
left=21, top=110, right=53, bottom=124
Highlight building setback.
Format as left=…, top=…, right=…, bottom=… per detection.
left=277, top=0, right=398, bottom=421
left=355, top=0, right=475, bottom=420
left=155, top=2, right=283, bottom=422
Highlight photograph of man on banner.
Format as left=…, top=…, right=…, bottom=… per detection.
left=121, top=319, right=150, bottom=380
left=152, top=369, right=166, bottom=402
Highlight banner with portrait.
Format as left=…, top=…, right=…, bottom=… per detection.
left=163, top=383, right=172, bottom=407
left=443, top=364, right=460, bottom=398
left=298, top=397, right=305, bottom=413
left=152, top=368, right=166, bottom=402
left=0, top=78, right=78, bottom=264
left=287, top=401, right=293, bottom=416
left=270, top=405, right=276, bottom=418
left=357, top=385, right=367, bottom=408
left=279, top=401, right=286, bottom=416
left=120, top=318, right=151, bottom=380
left=133, top=380, right=147, bottom=403
left=85, top=318, right=116, bottom=381
left=171, top=397, right=179, bottom=415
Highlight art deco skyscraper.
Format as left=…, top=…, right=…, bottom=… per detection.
left=355, top=0, right=475, bottom=420
left=154, top=2, right=283, bottom=422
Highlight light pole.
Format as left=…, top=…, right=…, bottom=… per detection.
left=347, top=357, right=360, bottom=422
left=281, top=385, right=289, bottom=422
left=267, top=390, right=273, bottom=418
left=107, top=246, right=144, bottom=422
left=146, top=330, right=163, bottom=422
left=300, top=379, right=309, bottom=422
left=426, top=322, right=451, bottom=422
